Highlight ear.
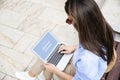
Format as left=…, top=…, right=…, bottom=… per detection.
left=66, top=18, right=72, bottom=24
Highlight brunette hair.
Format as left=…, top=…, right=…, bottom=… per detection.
left=65, top=0, right=114, bottom=64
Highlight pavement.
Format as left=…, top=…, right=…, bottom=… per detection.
left=0, top=0, right=120, bottom=80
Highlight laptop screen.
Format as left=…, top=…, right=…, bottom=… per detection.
left=33, top=32, right=58, bottom=60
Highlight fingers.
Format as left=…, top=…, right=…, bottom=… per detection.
left=44, top=63, right=51, bottom=66
left=58, top=45, right=66, bottom=53
left=58, top=45, right=73, bottom=54
left=44, top=63, right=54, bottom=67
left=44, top=63, right=51, bottom=72
left=43, top=63, right=48, bottom=68
left=60, top=50, right=69, bottom=54
left=44, top=63, right=52, bottom=69
left=44, top=63, right=48, bottom=65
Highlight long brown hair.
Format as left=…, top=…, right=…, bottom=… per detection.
left=65, top=0, right=114, bottom=64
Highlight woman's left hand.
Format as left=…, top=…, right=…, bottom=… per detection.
left=44, top=63, right=58, bottom=73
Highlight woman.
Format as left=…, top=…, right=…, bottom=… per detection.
left=44, top=0, right=114, bottom=80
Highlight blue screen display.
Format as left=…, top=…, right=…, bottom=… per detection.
left=33, top=32, right=58, bottom=60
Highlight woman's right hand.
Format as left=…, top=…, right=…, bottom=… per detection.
left=58, top=45, right=77, bottom=54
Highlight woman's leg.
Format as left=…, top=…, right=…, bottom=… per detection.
left=30, top=59, right=53, bottom=80
left=16, top=59, right=53, bottom=80
left=43, top=69, right=53, bottom=80
left=30, top=59, right=44, bottom=76
left=63, top=58, right=76, bottom=76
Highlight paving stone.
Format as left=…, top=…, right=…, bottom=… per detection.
left=23, top=38, right=40, bottom=59
left=3, top=75, right=18, bottom=80
left=0, top=24, right=24, bottom=48
left=95, top=0, right=105, bottom=8
left=115, top=33, right=120, bottom=42
left=27, top=0, right=65, bottom=11
left=0, top=0, right=8, bottom=9
left=19, top=18, right=55, bottom=37
left=0, top=46, right=33, bottom=77
left=51, top=24, right=78, bottom=45
left=0, top=9, right=26, bottom=28
left=0, top=0, right=44, bottom=16
left=0, top=72, right=6, bottom=79
left=102, top=0, right=120, bottom=32
left=38, top=7, right=67, bottom=25
left=13, top=33, right=38, bottom=53
left=27, top=0, right=42, bottom=3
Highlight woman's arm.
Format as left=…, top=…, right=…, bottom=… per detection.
left=44, top=63, right=73, bottom=80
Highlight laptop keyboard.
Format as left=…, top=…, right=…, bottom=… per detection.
left=47, top=44, right=64, bottom=66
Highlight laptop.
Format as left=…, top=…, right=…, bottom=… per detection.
left=32, top=32, right=73, bottom=71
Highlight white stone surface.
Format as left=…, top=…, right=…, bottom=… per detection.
left=19, top=19, right=55, bottom=37
left=38, top=7, right=67, bottom=25
left=0, top=72, right=5, bottom=79
left=115, top=33, right=120, bottom=42
left=13, top=33, right=38, bottom=53
left=102, top=0, right=120, bottom=33
left=0, top=46, right=33, bottom=77
left=27, top=0, right=65, bottom=11
left=95, top=0, right=105, bottom=8
left=0, top=24, right=24, bottom=48
left=3, top=75, right=18, bottom=80
left=23, top=37, right=39, bottom=57
left=51, top=24, right=78, bottom=45
left=0, top=0, right=44, bottom=16
left=0, top=9, right=26, bottom=28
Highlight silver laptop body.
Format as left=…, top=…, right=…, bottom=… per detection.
left=32, top=32, right=73, bottom=71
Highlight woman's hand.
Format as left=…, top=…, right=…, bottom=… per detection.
left=44, top=63, right=73, bottom=80
left=58, top=45, right=77, bottom=54
left=44, top=63, right=58, bottom=73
